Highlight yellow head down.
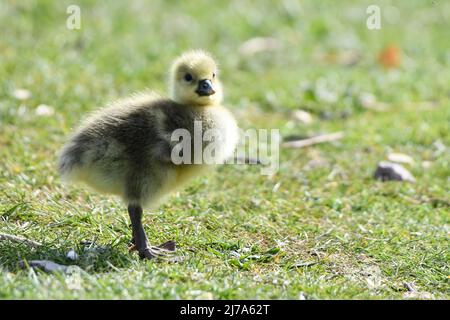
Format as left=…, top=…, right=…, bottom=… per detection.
left=170, top=50, right=222, bottom=106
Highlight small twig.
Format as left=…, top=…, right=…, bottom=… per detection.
left=0, top=233, right=42, bottom=248
left=282, top=132, right=344, bottom=149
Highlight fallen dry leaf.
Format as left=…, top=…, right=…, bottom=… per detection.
left=387, top=152, right=414, bottom=165
left=378, top=45, right=401, bottom=69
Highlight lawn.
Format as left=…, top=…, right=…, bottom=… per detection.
left=0, top=0, right=449, bottom=299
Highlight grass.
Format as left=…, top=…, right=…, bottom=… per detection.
left=0, top=0, right=449, bottom=299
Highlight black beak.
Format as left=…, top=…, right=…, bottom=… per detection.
left=196, top=79, right=215, bottom=96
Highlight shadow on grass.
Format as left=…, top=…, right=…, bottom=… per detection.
left=0, top=239, right=137, bottom=273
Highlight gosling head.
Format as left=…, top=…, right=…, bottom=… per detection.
left=170, top=50, right=222, bottom=106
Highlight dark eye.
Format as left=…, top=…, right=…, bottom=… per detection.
left=184, top=73, right=193, bottom=82
left=212, top=73, right=216, bottom=78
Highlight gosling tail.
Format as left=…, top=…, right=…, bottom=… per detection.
left=58, top=140, right=86, bottom=182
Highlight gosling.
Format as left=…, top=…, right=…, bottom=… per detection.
left=58, top=50, right=239, bottom=259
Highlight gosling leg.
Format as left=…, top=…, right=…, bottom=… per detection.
left=127, top=205, right=176, bottom=259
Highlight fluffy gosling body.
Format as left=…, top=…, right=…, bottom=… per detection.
left=58, top=50, right=239, bottom=259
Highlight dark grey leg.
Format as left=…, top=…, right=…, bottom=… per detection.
left=127, top=204, right=176, bottom=259
left=128, top=204, right=153, bottom=259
